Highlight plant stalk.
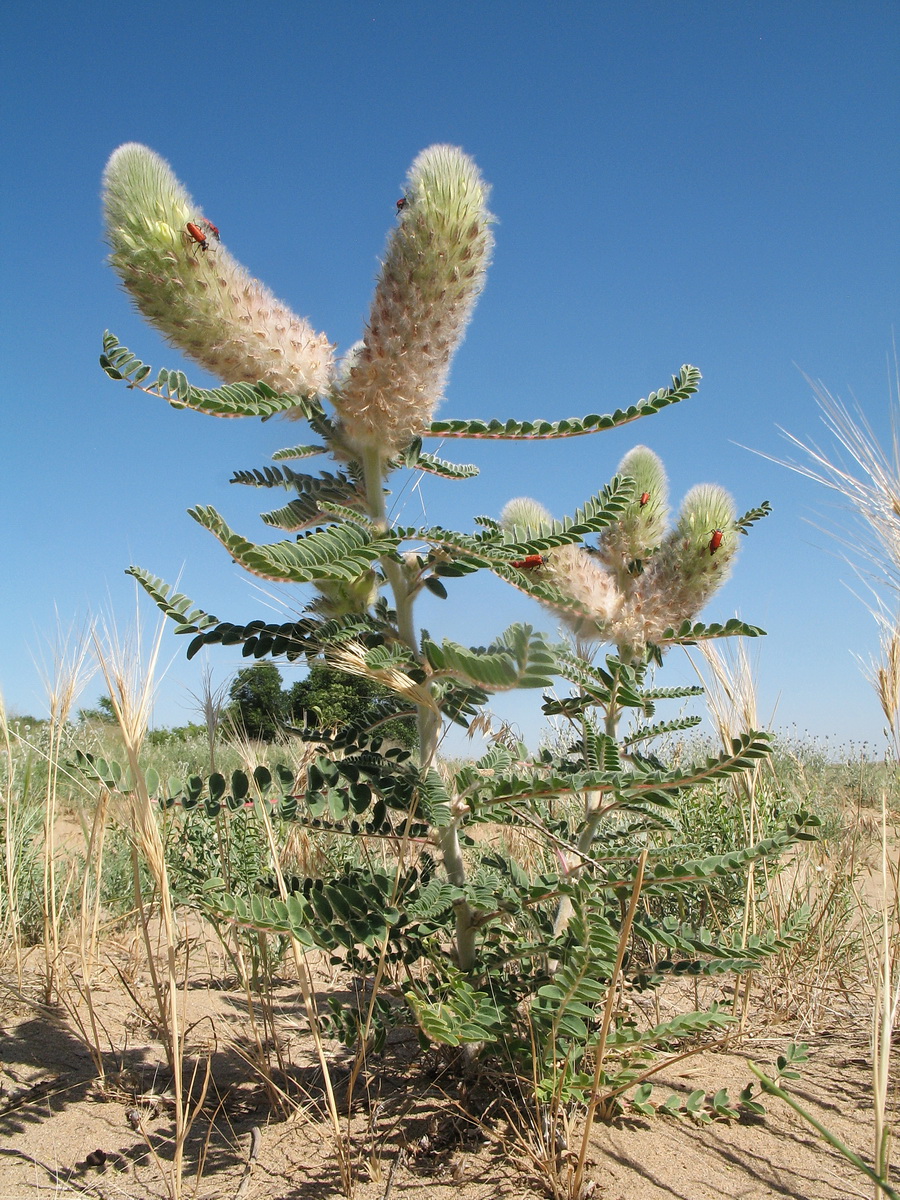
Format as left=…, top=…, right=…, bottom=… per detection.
left=361, top=447, right=476, bottom=971
left=572, top=849, right=647, bottom=1198
left=748, top=1063, right=900, bottom=1200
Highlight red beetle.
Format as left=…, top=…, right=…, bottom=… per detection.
left=199, top=218, right=220, bottom=242
left=510, top=554, right=546, bottom=569
left=185, top=221, right=210, bottom=252
left=709, top=529, right=724, bottom=555
left=396, top=197, right=407, bottom=212
left=639, top=492, right=650, bottom=507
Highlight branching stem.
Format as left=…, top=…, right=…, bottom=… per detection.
left=361, top=447, right=476, bottom=971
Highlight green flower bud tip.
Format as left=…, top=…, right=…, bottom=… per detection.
left=598, top=445, right=669, bottom=567
left=102, top=143, right=334, bottom=399
left=672, top=484, right=738, bottom=576
left=334, top=144, right=495, bottom=458
left=500, top=497, right=553, bottom=539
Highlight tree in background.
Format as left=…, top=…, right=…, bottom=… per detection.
left=76, top=695, right=117, bottom=725
left=227, top=661, right=417, bottom=747
left=227, top=663, right=286, bottom=741
left=288, top=665, right=417, bottom=749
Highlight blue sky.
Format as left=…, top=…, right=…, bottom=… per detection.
left=1, top=1, right=898, bottom=752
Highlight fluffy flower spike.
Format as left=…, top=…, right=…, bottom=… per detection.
left=609, top=483, right=738, bottom=652
left=333, top=145, right=494, bottom=458
left=501, top=477, right=741, bottom=656
left=598, top=445, right=669, bottom=572
left=102, top=144, right=334, bottom=397
left=500, top=497, right=623, bottom=637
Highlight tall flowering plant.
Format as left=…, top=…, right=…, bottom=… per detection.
left=98, top=142, right=814, bottom=1102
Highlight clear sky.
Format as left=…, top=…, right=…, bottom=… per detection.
left=1, top=1, right=898, bottom=753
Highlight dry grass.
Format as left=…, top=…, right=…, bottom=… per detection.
left=2, top=593, right=899, bottom=1197
left=778, top=366, right=900, bottom=1196
left=36, top=623, right=96, bottom=1005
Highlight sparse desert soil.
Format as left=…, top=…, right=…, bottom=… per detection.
left=1, top=950, right=895, bottom=1200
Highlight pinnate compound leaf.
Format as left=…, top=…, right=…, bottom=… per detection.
left=735, top=500, right=772, bottom=533
left=607, top=1007, right=734, bottom=1050
left=271, top=443, right=328, bottom=461
left=553, top=645, right=646, bottom=710
left=500, top=477, right=636, bottom=554
left=653, top=618, right=766, bottom=646
left=635, top=813, right=820, bottom=893
left=423, top=624, right=557, bottom=691
left=231, top=464, right=360, bottom=496
left=624, top=716, right=703, bottom=747
left=619, top=731, right=774, bottom=801
left=640, top=684, right=706, bottom=702
left=101, top=332, right=321, bottom=419
left=189, top=506, right=400, bottom=582
left=405, top=977, right=502, bottom=1047
left=413, top=452, right=480, bottom=479
left=125, top=567, right=218, bottom=633
left=417, top=768, right=452, bottom=828
left=426, top=365, right=701, bottom=439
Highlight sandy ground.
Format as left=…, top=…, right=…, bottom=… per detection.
left=0, top=956, right=894, bottom=1200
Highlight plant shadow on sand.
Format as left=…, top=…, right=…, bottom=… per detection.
left=2, top=965, right=898, bottom=1200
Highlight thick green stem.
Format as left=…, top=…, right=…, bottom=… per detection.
left=361, top=448, right=476, bottom=971
left=552, top=794, right=605, bottom=939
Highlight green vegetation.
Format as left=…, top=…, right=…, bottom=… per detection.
left=2, top=142, right=895, bottom=1200
left=225, top=660, right=418, bottom=747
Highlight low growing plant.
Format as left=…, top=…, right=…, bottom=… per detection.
left=93, top=141, right=820, bottom=1186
